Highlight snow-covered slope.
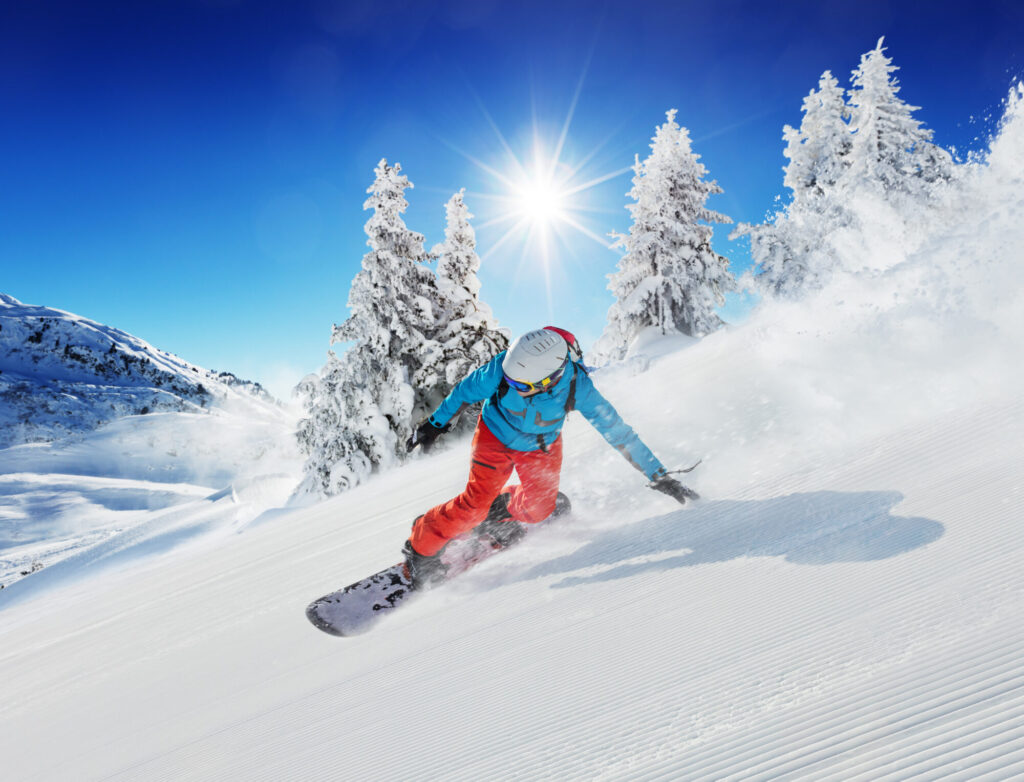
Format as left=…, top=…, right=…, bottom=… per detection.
left=0, top=293, right=273, bottom=448
left=1, top=87, right=1022, bottom=782
left=0, top=295, right=302, bottom=589
left=0, top=325, right=1020, bottom=780
left=0, top=406, right=302, bottom=593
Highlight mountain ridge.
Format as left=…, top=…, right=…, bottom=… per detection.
left=0, top=293, right=275, bottom=448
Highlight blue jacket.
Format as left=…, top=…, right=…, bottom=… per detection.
left=429, top=352, right=665, bottom=479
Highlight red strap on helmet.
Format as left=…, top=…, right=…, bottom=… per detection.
left=544, top=326, right=583, bottom=362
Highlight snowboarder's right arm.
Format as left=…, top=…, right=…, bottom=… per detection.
left=572, top=373, right=665, bottom=478
left=428, top=353, right=506, bottom=428
left=574, top=377, right=698, bottom=504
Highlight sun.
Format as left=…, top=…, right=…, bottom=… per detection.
left=511, top=166, right=568, bottom=226
left=447, top=119, right=628, bottom=263
left=438, top=71, right=632, bottom=316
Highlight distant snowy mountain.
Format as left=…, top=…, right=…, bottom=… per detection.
left=0, top=294, right=302, bottom=590
left=0, top=293, right=275, bottom=448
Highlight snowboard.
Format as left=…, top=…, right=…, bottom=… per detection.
left=305, top=521, right=527, bottom=637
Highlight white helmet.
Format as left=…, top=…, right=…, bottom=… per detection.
left=502, top=329, right=569, bottom=384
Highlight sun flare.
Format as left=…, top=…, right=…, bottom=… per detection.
left=442, top=77, right=632, bottom=316
left=454, top=128, right=629, bottom=263
left=512, top=169, right=568, bottom=226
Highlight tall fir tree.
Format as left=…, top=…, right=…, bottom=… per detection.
left=414, top=189, right=509, bottom=434
left=595, top=110, right=734, bottom=363
left=847, top=37, right=952, bottom=193
left=737, top=70, right=856, bottom=296
left=297, top=159, right=441, bottom=496
left=736, top=40, right=954, bottom=299
left=782, top=70, right=853, bottom=196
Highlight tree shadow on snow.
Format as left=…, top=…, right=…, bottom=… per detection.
left=514, top=491, right=944, bottom=590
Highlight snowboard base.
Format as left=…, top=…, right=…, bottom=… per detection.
left=305, top=562, right=413, bottom=636
left=305, top=525, right=517, bottom=636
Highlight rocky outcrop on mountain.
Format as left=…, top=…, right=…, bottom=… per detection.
left=0, top=294, right=275, bottom=448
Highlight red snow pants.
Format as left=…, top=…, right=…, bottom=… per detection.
left=409, top=419, right=563, bottom=556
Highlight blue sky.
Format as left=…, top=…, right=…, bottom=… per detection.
left=2, top=0, right=1021, bottom=397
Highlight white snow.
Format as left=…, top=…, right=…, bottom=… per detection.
left=0, top=404, right=302, bottom=596
left=0, top=294, right=278, bottom=449
left=0, top=295, right=302, bottom=590
left=1, top=86, right=1023, bottom=782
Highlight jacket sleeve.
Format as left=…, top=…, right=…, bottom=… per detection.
left=429, top=352, right=506, bottom=427
left=574, top=372, right=665, bottom=480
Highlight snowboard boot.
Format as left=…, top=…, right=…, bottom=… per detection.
left=551, top=491, right=572, bottom=519
left=486, top=491, right=512, bottom=522
left=474, top=492, right=523, bottom=548
left=402, top=539, right=448, bottom=591
left=474, top=491, right=572, bottom=549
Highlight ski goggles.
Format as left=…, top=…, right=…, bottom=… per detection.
left=504, top=359, right=568, bottom=393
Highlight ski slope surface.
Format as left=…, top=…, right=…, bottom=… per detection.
left=1, top=338, right=1021, bottom=781
left=1, top=87, right=1023, bottom=782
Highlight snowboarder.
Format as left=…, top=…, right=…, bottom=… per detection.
left=402, top=326, right=698, bottom=589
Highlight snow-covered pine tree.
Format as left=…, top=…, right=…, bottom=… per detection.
left=297, top=159, right=441, bottom=496
left=846, top=37, right=952, bottom=193
left=739, top=196, right=857, bottom=298
left=782, top=70, right=852, bottom=196
left=735, top=41, right=956, bottom=300
left=414, top=189, right=509, bottom=434
left=736, top=70, right=856, bottom=296
left=595, top=110, right=734, bottom=363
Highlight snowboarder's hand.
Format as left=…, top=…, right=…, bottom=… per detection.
left=650, top=470, right=699, bottom=505
left=407, top=418, right=450, bottom=453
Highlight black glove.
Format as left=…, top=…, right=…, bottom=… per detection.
left=406, top=418, right=450, bottom=453
left=650, top=469, right=700, bottom=505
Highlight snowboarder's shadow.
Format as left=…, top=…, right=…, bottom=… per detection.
left=514, top=491, right=944, bottom=589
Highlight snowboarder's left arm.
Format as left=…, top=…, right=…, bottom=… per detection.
left=573, top=374, right=665, bottom=480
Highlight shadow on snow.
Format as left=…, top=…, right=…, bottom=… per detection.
left=514, top=490, right=944, bottom=590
